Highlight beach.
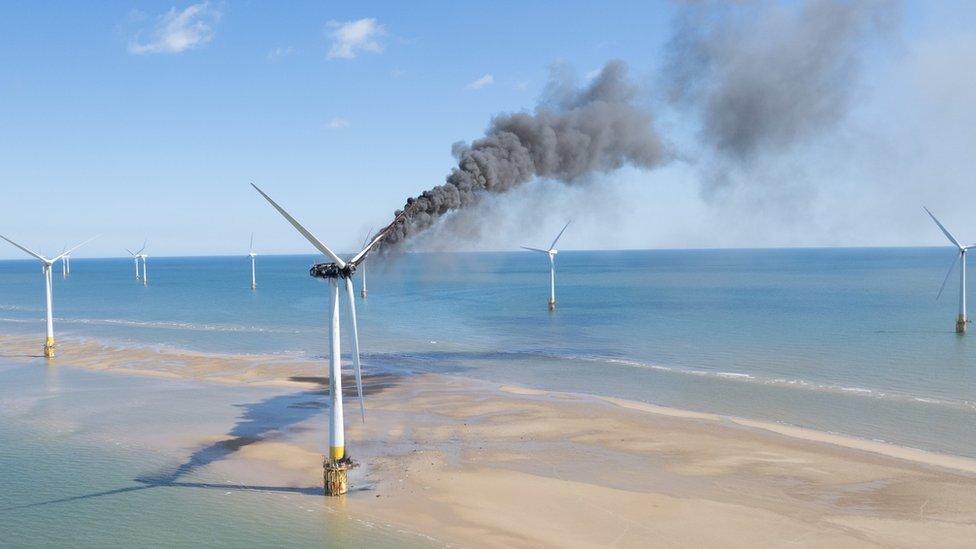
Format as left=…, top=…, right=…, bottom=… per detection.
left=3, top=333, right=976, bottom=547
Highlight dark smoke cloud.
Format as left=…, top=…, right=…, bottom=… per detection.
left=663, top=0, right=897, bottom=188
left=380, top=60, right=666, bottom=248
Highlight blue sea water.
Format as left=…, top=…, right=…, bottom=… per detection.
left=0, top=248, right=974, bottom=459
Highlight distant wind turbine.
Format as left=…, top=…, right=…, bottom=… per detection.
left=60, top=246, right=68, bottom=279
left=248, top=233, right=257, bottom=290
left=925, top=207, right=973, bottom=334
left=360, top=228, right=373, bottom=299
left=0, top=235, right=97, bottom=357
left=521, top=221, right=571, bottom=311
left=140, top=252, right=149, bottom=286
left=251, top=183, right=403, bottom=495
left=125, top=240, right=146, bottom=281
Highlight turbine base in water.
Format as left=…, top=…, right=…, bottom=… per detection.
left=548, top=299, right=556, bottom=311
left=250, top=283, right=256, bottom=290
left=324, top=456, right=357, bottom=496
left=361, top=289, right=367, bottom=299
left=43, top=337, right=55, bottom=358
left=957, top=315, right=968, bottom=334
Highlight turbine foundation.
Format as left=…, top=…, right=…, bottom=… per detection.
left=43, top=337, right=55, bottom=358
left=361, top=288, right=367, bottom=298
left=324, top=456, right=357, bottom=496
left=548, top=298, right=556, bottom=311
left=957, top=315, right=968, bottom=334
left=250, top=282, right=256, bottom=290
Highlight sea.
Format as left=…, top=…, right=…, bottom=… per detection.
left=0, top=248, right=974, bottom=545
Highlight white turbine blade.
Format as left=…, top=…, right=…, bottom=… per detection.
left=0, top=235, right=50, bottom=263
left=363, top=227, right=374, bottom=248
left=52, top=235, right=98, bottom=263
left=549, top=221, right=572, bottom=251
left=251, top=183, right=346, bottom=268
left=249, top=232, right=254, bottom=254
left=924, top=207, right=962, bottom=249
left=344, top=277, right=365, bottom=422
left=136, top=239, right=147, bottom=255
left=936, top=252, right=961, bottom=301
left=521, top=246, right=550, bottom=254
left=348, top=212, right=406, bottom=266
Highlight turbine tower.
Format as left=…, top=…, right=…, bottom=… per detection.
left=0, top=235, right=96, bottom=357
left=248, top=233, right=257, bottom=290
left=521, top=221, right=571, bottom=311
left=925, top=207, right=973, bottom=333
left=125, top=240, right=146, bottom=281
left=252, top=183, right=403, bottom=495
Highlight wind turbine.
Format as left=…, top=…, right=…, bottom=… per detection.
left=251, top=183, right=402, bottom=495
left=925, top=207, right=973, bottom=333
left=360, top=228, right=373, bottom=299
left=521, top=221, right=571, bottom=311
left=60, top=246, right=68, bottom=279
left=0, top=235, right=97, bottom=357
left=125, top=240, right=146, bottom=281
left=248, top=233, right=257, bottom=290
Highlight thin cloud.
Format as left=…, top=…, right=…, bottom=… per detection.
left=466, top=73, right=494, bottom=90
left=266, top=46, right=295, bottom=60
left=128, top=3, right=221, bottom=55
left=325, top=117, right=350, bottom=129
left=327, top=18, right=385, bottom=59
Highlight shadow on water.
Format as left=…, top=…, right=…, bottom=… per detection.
left=0, top=372, right=401, bottom=511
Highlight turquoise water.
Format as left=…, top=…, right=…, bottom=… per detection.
left=0, top=248, right=974, bottom=459
left=0, top=361, right=431, bottom=548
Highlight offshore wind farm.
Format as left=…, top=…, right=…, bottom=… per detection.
left=3, top=1, right=976, bottom=548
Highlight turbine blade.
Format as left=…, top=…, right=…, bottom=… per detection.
left=348, top=211, right=406, bottom=266
left=251, top=183, right=346, bottom=268
left=937, top=253, right=961, bottom=301
left=52, top=236, right=98, bottom=263
left=249, top=232, right=254, bottom=254
left=136, top=239, right=147, bottom=255
left=363, top=227, right=375, bottom=248
left=0, top=235, right=49, bottom=263
left=344, top=277, right=365, bottom=422
left=124, top=248, right=134, bottom=256
left=520, top=246, right=550, bottom=253
left=549, top=220, right=572, bottom=251
left=924, top=207, right=962, bottom=249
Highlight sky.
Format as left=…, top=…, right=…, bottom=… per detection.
left=1, top=0, right=975, bottom=259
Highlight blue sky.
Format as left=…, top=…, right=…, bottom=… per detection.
left=1, top=1, right=975, bottom=259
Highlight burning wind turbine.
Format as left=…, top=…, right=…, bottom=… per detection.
left=0, top=235, right=97, bottom=357
left=522, top=221, right=571, bottom=311
left=925, top=207, right=973, bottom=334
left=251, top=183, right=403, bottom=495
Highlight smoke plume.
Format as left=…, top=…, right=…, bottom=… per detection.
left=380, top=60, right=665, bottom=248
left=663, top=0, right=897, bottom=191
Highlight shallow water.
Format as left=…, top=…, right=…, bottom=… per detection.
left=0, top=360, right=430, bottom=548
left=0, top=248, right=974, bottom=457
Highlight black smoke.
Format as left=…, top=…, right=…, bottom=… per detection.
left=380, top=60, right=665, bottom=247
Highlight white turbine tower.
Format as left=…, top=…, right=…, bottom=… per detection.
left=925, top=207, right=974, bottom=334
left=248, top=233, right=257, bottom=290
left=360, top=229, right=373, bottom=299
left=140, top=250, right=149, bottom=286
left=60, top=246, right=68, bottom=279
left=521, top=221, right=571, bottom=311
left=0, top=235, right=97, bottom=357
left=125, top=240, right=147, bottom=281
left=252, top=183, right=403, bottom=495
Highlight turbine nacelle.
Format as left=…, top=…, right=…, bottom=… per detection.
left=311, top=262, right=357, bottom=280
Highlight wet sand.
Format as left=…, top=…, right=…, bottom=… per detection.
left=3, top=333, right=976, bottom=547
